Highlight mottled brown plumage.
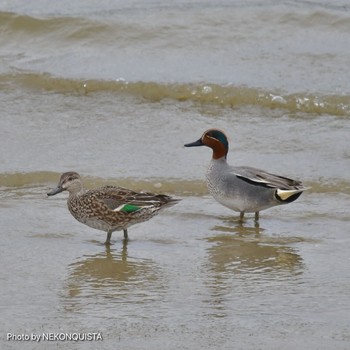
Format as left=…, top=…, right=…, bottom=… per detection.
left=47, top=172, right=180, bottom=244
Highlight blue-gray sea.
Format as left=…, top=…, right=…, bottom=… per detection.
left=1, top=1, right=350, bottom=349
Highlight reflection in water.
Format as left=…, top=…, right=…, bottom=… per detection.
left=61, top=241, right=164, bottom=314
left=203, top=221, right=305, bottom=317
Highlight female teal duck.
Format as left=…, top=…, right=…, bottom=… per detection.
left=185, top=129, right=308, bottom=221
left=47, top=172, right=179, bottom=244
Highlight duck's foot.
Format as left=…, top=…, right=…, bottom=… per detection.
left=105, top=231, right=112, bottom=245
left=123, top=229, right=129, bottom=241
left=254, top=212, right=260, bottom=229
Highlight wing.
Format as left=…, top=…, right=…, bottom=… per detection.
left=233, top=166, right=304, bottom=190
left=86, top=186, right=178, bottom=212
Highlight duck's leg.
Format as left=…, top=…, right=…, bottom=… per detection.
left=123, top=229, right=128, bottom=240
left=239, top=212, right=245, bottom=221
left=105, top=230, right=112, bottom=245
left=254, top=211, right=259, bottom=221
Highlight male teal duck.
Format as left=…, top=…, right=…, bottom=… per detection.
left=185, top=129, right=308, bottom=221
left=47, top=172, right=179, bottom=244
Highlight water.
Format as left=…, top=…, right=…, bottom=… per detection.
left=1, top=1, right=350, bottom=349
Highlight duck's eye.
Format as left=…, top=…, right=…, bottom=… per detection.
left=206, top=132, right=217, bottom=140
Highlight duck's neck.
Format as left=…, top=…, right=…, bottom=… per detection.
left=211, top=146, right=227, bottom=160
left=208, top=156, right=228, bottom=173
left=211, top=156, right=227, bottom=164
left=68, top=185, right=85, bottom=198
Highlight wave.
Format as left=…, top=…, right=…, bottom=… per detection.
left=0, top=172, right=348, bottom=196
left=1, top=9, right=350, bottom=116
left=0, top=11, right=111, bottom=41
left=0, top=171, right=206, bottom=196
left=1, top=71, right=349, bottom=116
left=278, top=9, right=350, bottom=31
left=2, top=8, right=350, bottom=37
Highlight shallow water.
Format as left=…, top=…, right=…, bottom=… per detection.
left=1, top=1, right=350, bottom=349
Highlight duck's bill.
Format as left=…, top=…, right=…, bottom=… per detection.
left=184, top=138, right=203, bottom=147
left=47, top=186, right=63, bottom=196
